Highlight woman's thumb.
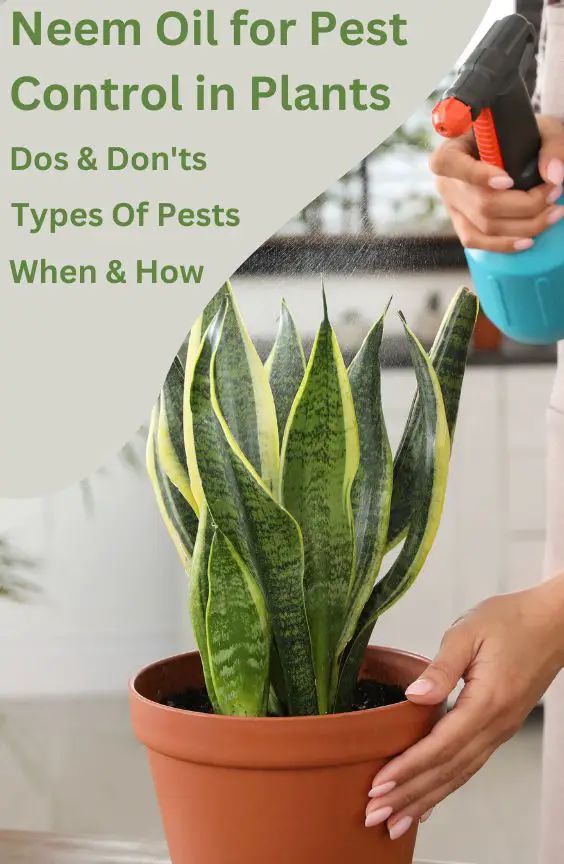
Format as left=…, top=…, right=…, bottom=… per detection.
left=405, top=625, right=474, bottom=705
left=538, top=117, right=564, bottom=187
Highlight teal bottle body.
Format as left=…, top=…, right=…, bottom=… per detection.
left=465, top=195, right=564, bottom=345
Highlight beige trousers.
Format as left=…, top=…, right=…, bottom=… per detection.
left=539, top=349, right=564, bottom=864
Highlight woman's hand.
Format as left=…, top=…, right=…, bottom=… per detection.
left=365, top=575, right=564, bottom=841
left=431, top=115, right=564, bottom=253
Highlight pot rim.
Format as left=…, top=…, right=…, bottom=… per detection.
left=129, top=646, right=442, bottom=767
left=129, top=644, right=428, bottom=724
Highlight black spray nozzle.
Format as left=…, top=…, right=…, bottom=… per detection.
left=445, top=14, right=535, bottom=117
left=439, top=14, right=541, bottom=190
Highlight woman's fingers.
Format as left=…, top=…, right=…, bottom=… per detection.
left=436, top=177, right=562, bottom=242
left=451, top=202, right=564, bottom=248
left=383, top=747, right=496, bottom=839
left=366, top=735, right=494, bottom=828
left=448, top=208, right=534, bottom=253
left=463, top=182, right=556, bottom=220
left=402, top=619, right=474, bottom=706
left=369, top=683, right=489, bottom=792
left=537, top=116, right=564, bottom=187
left=432, top=116, right=564, bottom=193
left=430, top=137, right=513, bottom=189
left=366, top=684, right=516, bottom=837
left=459, top=180, right=564, bottom=236
left=470, top=205, right=564, bottom=239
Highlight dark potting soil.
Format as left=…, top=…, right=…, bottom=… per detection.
left=163, top=687, right=215, bottom=714
left=162, top=679, right=406, bottom=715
left=352, top=679, right=406, bottom=712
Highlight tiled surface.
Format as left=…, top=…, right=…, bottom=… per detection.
left=0, top=697, right=542, bottom=864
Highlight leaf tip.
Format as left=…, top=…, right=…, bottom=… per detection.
left=321, top=279, right=329, bottom=323
left=207, top=297, right=229, bottom=350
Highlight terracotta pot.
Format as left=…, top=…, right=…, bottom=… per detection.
left=473, top=310, right=503, bottom=352
left=130, top=646, right=443, bottom=864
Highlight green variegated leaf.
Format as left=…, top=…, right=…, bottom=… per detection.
left=348, top=308, right=393, bottom=590
left=428, top=287, right=478, bottom=438
left=335, top=318, right=450, bottom=711
left=268, top=644, right=288, bottom=715
left=184, top=285, right=232, bottom=510
left=189, top=504, right=219, bottom=712
left=206, top=529, right=270, bottom=716
left=214, top=294, right=280, bottom=492
left=190, top=302, right=318, bottom=716
left=266, top=300, right=307, bottom=441
left=364, top=317, right=451, bottom=612
left=280, top=296, right=360, bottom=714
left=387, top=287, right=478, bottom=548
left=332, top=311, right=393, bottom=702
left=146, top=403, right=198, bottom=567
left=146, top=404, right=186, bottom=565
left=157, top=358, right=199, bottom=515
left=214, top=297, right=279, bottom=492
left=185, top=283, right=279, bottom=507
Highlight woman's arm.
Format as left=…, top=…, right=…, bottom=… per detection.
left=364, top=574, right=564, bottom=840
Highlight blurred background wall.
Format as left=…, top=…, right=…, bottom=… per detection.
left=0, top=441, right=188, bottom=697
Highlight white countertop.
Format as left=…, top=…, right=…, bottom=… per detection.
left=0, top=831, right=474, bottom=864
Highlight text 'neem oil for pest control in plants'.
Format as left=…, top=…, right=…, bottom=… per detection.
left=10, top=10, right=408, bottom=113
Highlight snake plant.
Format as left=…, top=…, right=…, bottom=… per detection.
left=147, top=283, right=478, bottom=716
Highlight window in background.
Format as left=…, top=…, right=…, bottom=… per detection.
left=283, top=0, right=528, bottom=238
left=281, top=92, right=446, bottom=237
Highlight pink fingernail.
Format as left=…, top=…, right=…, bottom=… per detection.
left=405, top=678, right=434, bottom=697
left=365, top=806, right=393, bottom=828
left=547, top=159, right=564, bottom=187
left=547, top=207, right=564, bottom=226
left=514, top=238, right=534, bottom=251
left=488, top=175, right=514, bottom=190
left=421, top=808, right=434, bottom=823
left=547, top=185, right=563, bottom=205
left=389, top=816, right=414, bottom=841
left=369, top=781, right=396, bottom=799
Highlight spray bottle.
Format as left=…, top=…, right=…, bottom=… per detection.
left=432, top=14, right=564, bottom=345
